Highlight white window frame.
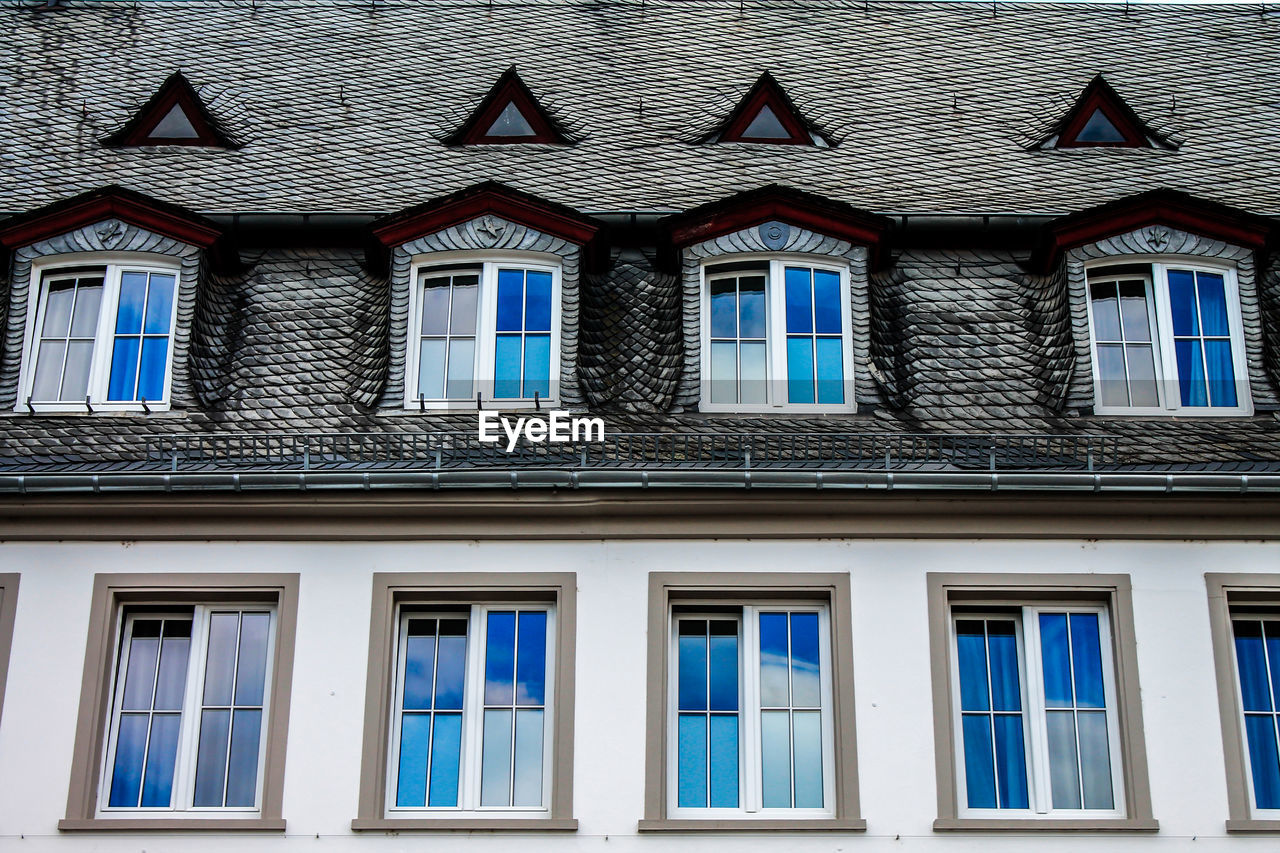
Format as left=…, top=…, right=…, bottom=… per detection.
left=665, top=603, right=837, bottom=820
left=698, top=254, right=855, bottom=413
left=949, top=604, right=1126, bottom=820
left=403, top=252, right=562, bottom=410
left=16, top=253, right=182, bottom=414
left=1084, top=257, right=1252, bottom=416
left=96, top=604, right=277, bottom=818
left=1228, top=613, right=1280, bottom=821
left=385, top=602, right=557, bottom=818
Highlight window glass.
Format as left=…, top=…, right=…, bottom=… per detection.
left=31, top=273, right=104, bottom=402
left=1168, top=269, right=1237, bottom=408
left=416, top=271, right=479, bottom=400
left=784, top=267, right=844, bottom=405
left=707, top=275, right=767, bottom=405
left=1233, top=618, right=1280, bottom=810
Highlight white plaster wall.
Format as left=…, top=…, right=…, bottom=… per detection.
left=0, top=537, right=1276, bottom=851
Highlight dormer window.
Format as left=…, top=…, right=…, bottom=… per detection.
left=17, top=258, right=180, bottom=412
left=1085, top=261, right=1250, bottom=415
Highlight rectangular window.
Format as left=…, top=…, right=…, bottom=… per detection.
left=1086, top=262, right=1249, bottom=415
left=0, top=575, right=17, bottom=732
left=1231, top=616, right=1280, bottom=814
left=406, top=259, right=560, bottom=408
left=22, top=262, right=179, bottom=411
left=701, top=259, right=852, bottom=412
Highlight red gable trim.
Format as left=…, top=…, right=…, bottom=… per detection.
left=443, top=68, right=570, bottom=146
left=718, top=72, right=816, bottom=146
left=0, top=186, right=223, bottom=251
left=1044, top=75, right=1165, bottom=150
left=1031, top=190, right=1274, bottom=272
left=103, top=72, right=236, bottom=149
left=370, top=182, right=601, bottom=249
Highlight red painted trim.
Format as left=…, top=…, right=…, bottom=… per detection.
left=104, top=72, right=234, bottom=149
left=0, top=188, right=222, bottom=250
left=446, top=68, right=568, bottom=146
left=1046, top=76, right=1161, bottom=150
left=719, top=73, right=814, bottom=146
left=666, top=187, right=889, bottom=249
left=371, top=183, right=600, bottom=248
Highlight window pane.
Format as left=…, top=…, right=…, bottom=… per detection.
left=143, top=274, right=176, bottom=334
left=450, top=279, right=479, bottom=335
left=417, top=339, right=446, bottom=399
left=139, top=713, right=181, bottom=807
left=708, top=626, right=738, bottom=712
left=784, top=267, right=813, bottom=335
left=1235, top=621, right=1273, bottom=712
left=1117, top=281, right=1150, bottom=342
left=396, top=713, right=430, bottom=807
left=739, top=341, right=766, bottom=405
left=1039, top=613, right=1072, bottom=708
left=1168, top=269, right=1199, bottom=336
left=445, top=338, right=475, bottom=399
left=792, top=709, right=824, bottom=808
left=709, top=279, right=737, bottom=339
left=43, top=282, right=76, bottom=336
left=1205, top=339, right=1237, bottom=408
left=961, top=714, right=996, bottom=809
left=70, top=282, right=103, bottom=337
left=485, top=611, right=517, bottom=706
left=1176, top=339, right=1208, bottom=407
left=1245, top=714, right=1280, bottom=809
left=434, top=628, right=467, bottom=711
left=993, top=713, right=1029, bottom=809
left=522, top=334, right=551, bottom=399
left=154, top=628, right=191, bottom=711
left=234, top=612, right=270, bottom=706
left=403, top=631, right=436, bottom=711
left=988, top=621, right=1021, bottom=712
left=493, top=334, right=522, bottom=399
left=1046, top=710, right=1082, bottom=809
left=790, top=612, right=821, bottom=708
left=708, top=714, right=739, bottom=808
left=813, top=269, right=842, bottom=335
left=709, top=341, right=737, bottom=404
left=61, top=339, right=93, bottom=400
left=1268, top=623, right=1280, bottom=710
left=1197, top=273, right=1229, bottom=336
left=678, top=622, right=707, bottom=712
left=122, top=630, right=160, bottom=710
left=738, top=276, right=766, bottom=339
left=759, top=612, right=790, bottom=707
left=137, top=337, right=168, bottom=402
left=956, top=620, right=990, bottom=713
left=516, top=611, right=547, bottom=706
left=786, top=337, right=815, bottom=404
left=428, top=712, right=462, bottom=807
left=1077, top=710, right=1114, bottom=810
left=116, top=272, right=148, bottom=334
left=1089, top=281, right=1121, bottom=341
left=1125, top=345, right=1159, bottom=408
left=815, top=337, right=844, bottom=405
left=108, top=713, right=149, bottom=807
left=1070, top=613, right=1105, bottom=709
left=31, top=340, right=66, bottom=400
left=480, top=708, right=513, bottom=806
left=193, top=708, right=231, bottom=807
left=203, top=612, right=239, bottom=706
left=107, top=336, right=140, bottom=401
left=524, top=271, right=552, bottom=332
left=1075, top=108, right=1126, bottom=143
left=225, top=709, right=263, bottom=807
left=487, top=101, right=535, bottom=136
left=742, top=103, right=790, bottom=139
left=1095, top=344, right=1128, bottom=408
left=677, top=713, right=707, bottom=808
left=496, top=269, right=524, bottom=332
left=513, top=708, right=545, bottom=807
left=760, top=709, right=792, bottom=808
left=420, top=279, right=451, bottom=336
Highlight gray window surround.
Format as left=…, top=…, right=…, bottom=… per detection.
left=927, top=572, right=1157, bottom=832
left=352, top=572, right=578, bottom=831
left=1205, top=572, right=1280, bottom=833
left=59, top=572, right=299, bottom=832
left=0, top=574, right=18, bottom=731
left=673, top=222, right=880, bottom=413
left=1062, top=225, right=1277, bottom=414
left=0, top=219, right=202, bottom=412
left=379, top=216, right=583, bottom=410
left=640, top=571, right=865, bottom=832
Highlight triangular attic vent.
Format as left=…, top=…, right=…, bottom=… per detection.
left=445, top=68, right=571, bottom=145
left=103, top=72, right=235, bottom=148
left=1041, top=75, right=1169, bottom=150
left=712, top=72, right=829, bottom=146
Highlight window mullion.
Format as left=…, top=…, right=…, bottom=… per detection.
left=742, top=605, right=761, bottom=813
left=768, top=261, right=784, bottom=407
left=1151, top=264, right=1181, bottom=411
left=177, top=606, right=211, bottom=811
left=90, top=265, right=123, bottom=404
left=462, top=603, right=486, bottom=811
left=1022, top=606, right=1052, bottom=814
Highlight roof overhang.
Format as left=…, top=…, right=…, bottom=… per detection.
left=1029, top=189, right=1275, bottom=273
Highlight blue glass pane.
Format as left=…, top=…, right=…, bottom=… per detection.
left=813, top=269, right=842, bottom=335
left=760, top=709, right=792, bottom=808
left=787, top=337, right=815, bottom=404
left=194, top=708, right=231, bottom=806
left=1070, top=613, right=1105, bottom=709
left=815, top=337, right=844, bottom=405
left=235, top=612, right=270, bottom=707
left=496, top=269, right=524, bottom=332
left=993, top=714, right=1029, bottom=809
left=1205, top=339, right=1237, bottom=408
left=1039, top=613, right=1073, bottom=708
left=677, top=713, right=707, bottom=808
left=226, top=709, right=263, bottom=807
left=1168, top=269, right=1199, bottom=336
left=513, top=708, right=545, bottom=807
left=1046, top=710, right=1082, bottom=809
left=1197, top=273, right=1229, bottom=335
left=428, top=712, right=462, bottom=807
left=1236, top=622, right=1273, bottom=712
left=522, top=334, right=551, bottom=399
left=739, top=277, right=766, bottom=339
left=138, top=338, right=168, bottom=402
left=116, top=272, right=147, bottom=334
left=403, top=633, right=436, bottom=711
left=1077, top=710, right=1114, bottom=810
left=785, top=267, right=813, bottom=334
left=484, top=611, right=516, bottom=706
left=139, top=713, right=181, bottom=807
left=708, top=632, right=738, bottom=712
left=792, top=709, right=824, bottom=808
left=759, top=613, right=790, bottom=707
left=143, top=274, right=176, bottom=334
left=678, top=627, right=707, bottom=712
left=1268, top=624, right=1280, bottom=710
left=1245, top=714, right=1280, bottom=810
left=480, top=708, right=513, bottom=806
left=988, top=621, right=1021, bottom=712
left=524, top=271, right=552, bottom=332
left=396, top=713, right=430, bottom=807
left=1176, top=339, right=1208, bottom=407
left=109, top=713, right=149, bottom=807
left=790, top=612, right=821, bottom=707
left=961, top=714, right=996, bottom=809
left=108, top=337, right=140, bottom=401
left=516, top=612, right=547, bottom=706
left=709, top=280, right=737, bottom=338
left=493, top=334, right=522, bottom=399
left=434, top=632, right=467, bottom=711
left=956, top=621, right=990, bottom=712
left=708, top=714, right=739, bottom=808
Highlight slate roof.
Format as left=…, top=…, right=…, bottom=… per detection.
left=4, top=0, right=1280, bottom=216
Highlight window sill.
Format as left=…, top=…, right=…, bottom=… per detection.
left=58, top=818, right=286, bottom=832
left=933, top=817, right=1158, bottom=832
left=638, top=818, right=867, bottom=832
left=1226, top=819, right=1280, bottom=833
left=351, top=818, right=578, bottom=831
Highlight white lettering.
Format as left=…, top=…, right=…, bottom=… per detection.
left=549, top=410, right=569, bottom=442
left=477, top=410, right=607, bottom=452
left=501, top=416, right=524, bottom=453
left=478, top=411, right=500, bottom=443
left=525, top=418, right=548, bottom=442
left=573, top=416, right=605, bottom=442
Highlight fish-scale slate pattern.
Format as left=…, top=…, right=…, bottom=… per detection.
left=5, top=1, right=1280, bottom=216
